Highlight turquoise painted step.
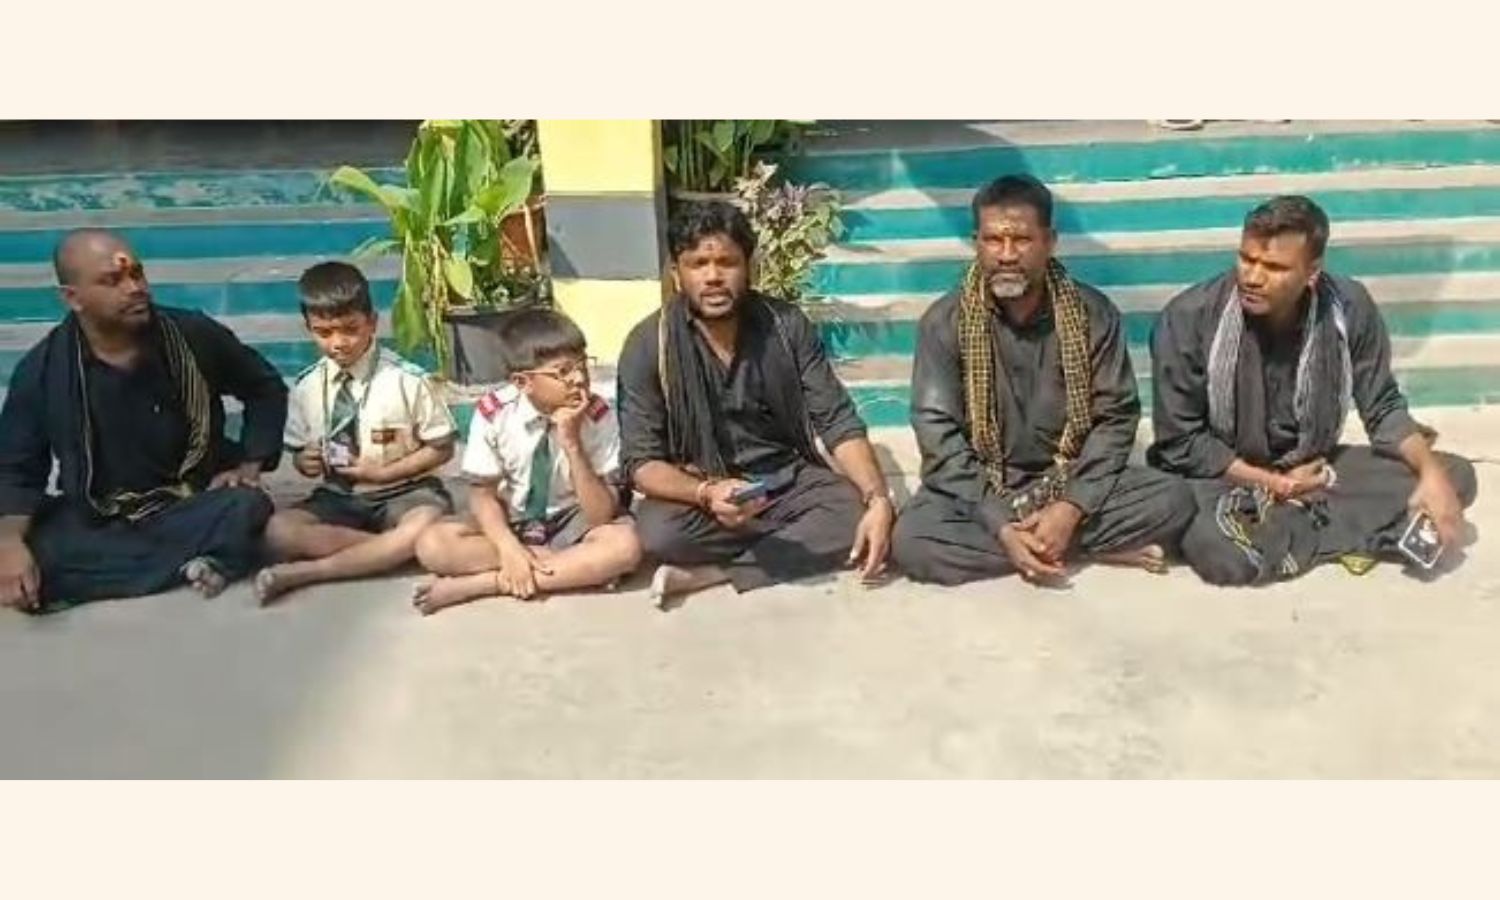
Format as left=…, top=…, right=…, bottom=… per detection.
left=0, top=337, right=433, bottom=387
left=843, top=184, right=1500, bottom=243
left=0, top=279, right=398, bottom=322
left=844, top=366, right=1500, bottom=429
left=0, top=167, right=404, bottom=213
left=817, top=299, right=1500, bottom=359
left=814, top=241, right=1500, bottom=296
left=0, top=219, right=388, bottom=266
left=5, top=299, right=1498, bottom=386
left=789, top=129, right=1500, bottom=192
left=18, top=234, right=1490, bottom=325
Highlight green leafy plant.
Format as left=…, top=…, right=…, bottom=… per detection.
left=499, top=119, right=538, bottom=161
left=661, top=120, right=811, bottom=193
left=734, top=162, right=844, bottom=303
left=329, top=120, right=540, bottom=376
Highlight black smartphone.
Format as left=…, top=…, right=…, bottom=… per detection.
left=728, top=480, right=769, bottom=505
left=1398, top=512, right=1444, bottom=570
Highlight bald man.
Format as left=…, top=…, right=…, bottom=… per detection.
left=0, top=229, right=289, bottom=614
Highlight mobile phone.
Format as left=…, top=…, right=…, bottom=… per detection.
left=728, top=480, right=769, bottom=505
left=323, top=440, right=355, bottom=468
left=1398, top=511, right=1444, bottom=570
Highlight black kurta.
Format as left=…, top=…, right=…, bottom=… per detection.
left=0, top=306, right=288, bottom=611
left=617, top=297, right=869, bottom=592
left=1148, top=271, right=1477, bottom=585
left=81, top=330, right=193, bottom=497
left=1147, top=270, right=1419, bottom=477
left=892, top=280, right=1193, bottom=585
left=618, top=297, right=867, bottom=483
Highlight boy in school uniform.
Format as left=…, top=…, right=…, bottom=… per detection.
left=412, top=308, right=641, bottom=615
left=255, top=261, right=458, bottom=604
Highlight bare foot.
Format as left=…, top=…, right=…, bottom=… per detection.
left=411, top=577, right=491, bottom=616
left=254, top=565, right=311, bottom=606
left=650, top=564, right=730, bottom=611
left=1090, top=543, right=1168, bottom=574
left=181, top=557, right=227, bottom=598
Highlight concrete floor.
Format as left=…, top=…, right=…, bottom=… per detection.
left=3, top=410, right=1499, bottom=778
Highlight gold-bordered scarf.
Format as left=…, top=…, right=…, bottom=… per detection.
left=77, top=312, right=212, bottom=522
left=958, top=256, right=1093, bottom=493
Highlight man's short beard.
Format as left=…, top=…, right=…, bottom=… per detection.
left=687, top=289, right=743, bottom=320
left=988, top=272, right=1028, bottom=301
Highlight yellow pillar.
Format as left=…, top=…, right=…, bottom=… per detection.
left=537, top=120, right=668, bottom=364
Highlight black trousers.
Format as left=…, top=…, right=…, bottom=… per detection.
left=634, top=464, right=865, bottom=592
left=1178, top=446, right=1479, bottom=586
left=25, top=486, right=274, bottom=613
left=891, top=465, right=1196, bottom=586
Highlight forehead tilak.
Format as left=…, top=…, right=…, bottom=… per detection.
left=978, top=208, right=1038, bottom=236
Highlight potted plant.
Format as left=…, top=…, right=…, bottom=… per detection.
left=661, top=120, right=811, bottom=208
left=497, top=119, right=547, bottom=270
left=733, top=161, right=844, bottom=304
left=329, top=120, right=542, bottom=384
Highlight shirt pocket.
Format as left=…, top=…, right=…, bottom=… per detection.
left=361, top=386, right=422, bottom=466
left=366, top=420, right=416, bottom=465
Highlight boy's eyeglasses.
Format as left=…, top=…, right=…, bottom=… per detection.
left=523, top=356, right=596, bottom=382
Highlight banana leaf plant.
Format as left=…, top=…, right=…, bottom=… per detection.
left=329, top=120, right=539, bottom=377
left=661, top=120, right=811, bottom=193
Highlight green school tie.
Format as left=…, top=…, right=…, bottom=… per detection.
left=523, top=429, right=552, bottom=523
left=329, top=371, right=360, bottom=456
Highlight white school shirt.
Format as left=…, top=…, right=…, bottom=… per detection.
left=460, top=383, right=621, bottom=520
left=284, top=343, right=456, bottom=491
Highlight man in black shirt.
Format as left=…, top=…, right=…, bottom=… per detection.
left=618, top=203, right=895, bottom=605
left=892, top=175, right=1193, bottom=586
left=0, top=229, right=289, bottom=613
left=1148, top=195, right=1477, bottom=584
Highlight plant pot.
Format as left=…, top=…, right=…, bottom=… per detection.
left=499, top=193, right=547, bottom=270
left=441, top=306, right=516, bottom=385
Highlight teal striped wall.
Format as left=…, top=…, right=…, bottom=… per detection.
left=3, top=122, right=1500, bottom=428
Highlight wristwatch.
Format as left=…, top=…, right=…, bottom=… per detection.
left=862, top=489, right=896, bottom=509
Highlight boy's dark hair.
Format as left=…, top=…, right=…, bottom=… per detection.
left=971, top=173, right=1054, bottom=230
left=298, top=261, right=374, bottom=319
left=501, top=307, right=588, bottom=372
left=1243, top=195, right=1331, bottom=259
left=668, top=201, right=758, bottom=261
